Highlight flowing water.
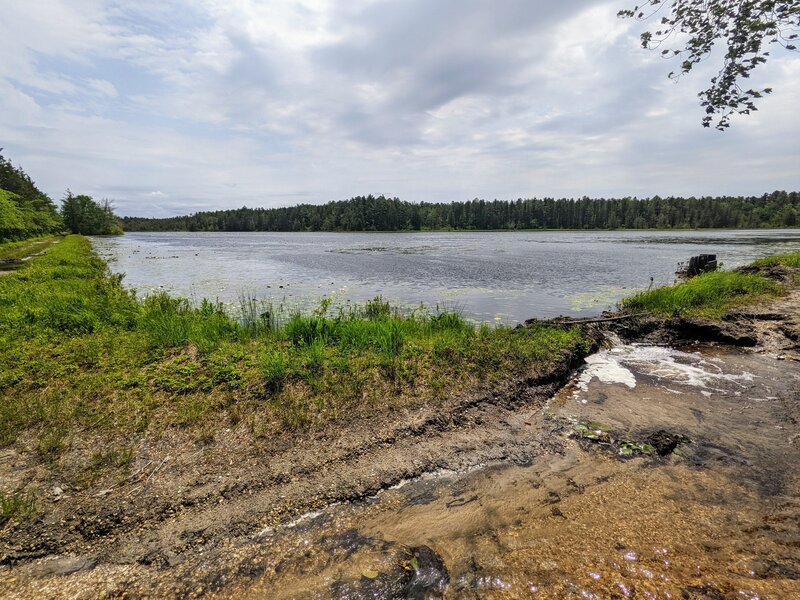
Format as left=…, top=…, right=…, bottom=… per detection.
left=203, top=343, right=800, bottom=598
left=90, top=230, right=800, bottom=323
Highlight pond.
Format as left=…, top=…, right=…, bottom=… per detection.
left=90, top=230, right=800, bottom=323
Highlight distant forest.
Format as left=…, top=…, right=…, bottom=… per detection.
left=122, top=192, right=799, bottom=232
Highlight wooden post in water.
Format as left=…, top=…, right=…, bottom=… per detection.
left=681, top=254, right=718, bottom=278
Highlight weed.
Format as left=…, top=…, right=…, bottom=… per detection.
left=239, top=293, right=277, bottom=337
left=303, top=339, right=327, bottom=375
left=364, top=296, right=391, bottom=319
left=261, top=350, right=287, bottom=392
left=377, top=320, right=404, bottom=358
left=0, top=491, right=37, bottom=524
left=284, top=314, right=334, bottom=346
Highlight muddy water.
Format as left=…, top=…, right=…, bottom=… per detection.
left=210, top=344, right=800, bottom=599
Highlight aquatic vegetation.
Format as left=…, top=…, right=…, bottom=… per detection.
left=0, top=236, right=588, bottom=462
left=573, top=422, right=680, bottom=458
left=573, top=421, right=611, bottom=442
left=617, top=441, right=655, bottom=457
left=623, top=270, right=781, bottom=318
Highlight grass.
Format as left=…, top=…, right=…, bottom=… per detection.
left=0, top=235, right=60, bottom=261
left=751, top=251, right=800, bottom=269
left=0, top=235, right=588, bottom=471
left=0, top=491, right=37, bottom=524
left=623, top=267, right=786, bottom=319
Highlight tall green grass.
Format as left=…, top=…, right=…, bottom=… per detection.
left=0, top=235, right=588, bottom=465
left=751, top=251, right=800, bottom=269
left=0, top=236, right=137, bottom=335
left=623, top=270, right=782, bottom=318
left=139, top=294, right=240, bottom=352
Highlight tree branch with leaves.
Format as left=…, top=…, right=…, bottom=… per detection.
left=619, top=0, right=799, bottom=129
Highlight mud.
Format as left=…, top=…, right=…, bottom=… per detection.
left=2, top=273, right=799, bottom=598
left=211, top=337, right=799, bottom=598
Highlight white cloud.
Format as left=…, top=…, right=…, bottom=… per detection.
left=0, top=0, right=797, bottom=216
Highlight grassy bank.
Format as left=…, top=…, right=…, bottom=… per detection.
left=0, top=236, right=587, bottom=478
left=751, top=251, right=800, bottom=269
left=622, top=257, right=797, bottom=318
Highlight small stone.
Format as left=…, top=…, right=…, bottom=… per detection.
left=362, top=569, right=379, bottom=579
left=31, top=557, right=96, bottom=577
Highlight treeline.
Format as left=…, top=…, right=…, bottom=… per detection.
left=0, top=151, right=122, bottom=242
left=122, top=192, right=799, bottom=232
left=61, top=193, right=123, bottom=236
left=0, top=152, right=61, bottom=242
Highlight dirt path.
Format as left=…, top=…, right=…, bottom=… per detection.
left=0, top=237, right=60, bottom=276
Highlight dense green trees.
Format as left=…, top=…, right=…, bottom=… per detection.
left=0, top=152, right=62, bottom=242
left=121, top=191, right=799, bottom=232
left=61, top=193, right=123, bottom=236
left=620, top=1, right=799, bottom=129
left=0, top=151, right=122, bottom=241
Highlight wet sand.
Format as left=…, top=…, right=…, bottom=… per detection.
left=208, top=344, right=800, bottom=598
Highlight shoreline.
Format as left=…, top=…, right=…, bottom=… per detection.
left=119, top=226, right=800, bottom=234
left=1, top=238, right=799, bottom=597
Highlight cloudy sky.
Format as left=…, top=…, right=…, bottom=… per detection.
left=0, top=0, right=797, bottom=217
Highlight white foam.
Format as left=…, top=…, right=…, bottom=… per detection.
left=619, top=346, right=756, bottom=391
left=576, top=353, right=637, bottom=392
left=573, top=344, right=759, bottom=400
